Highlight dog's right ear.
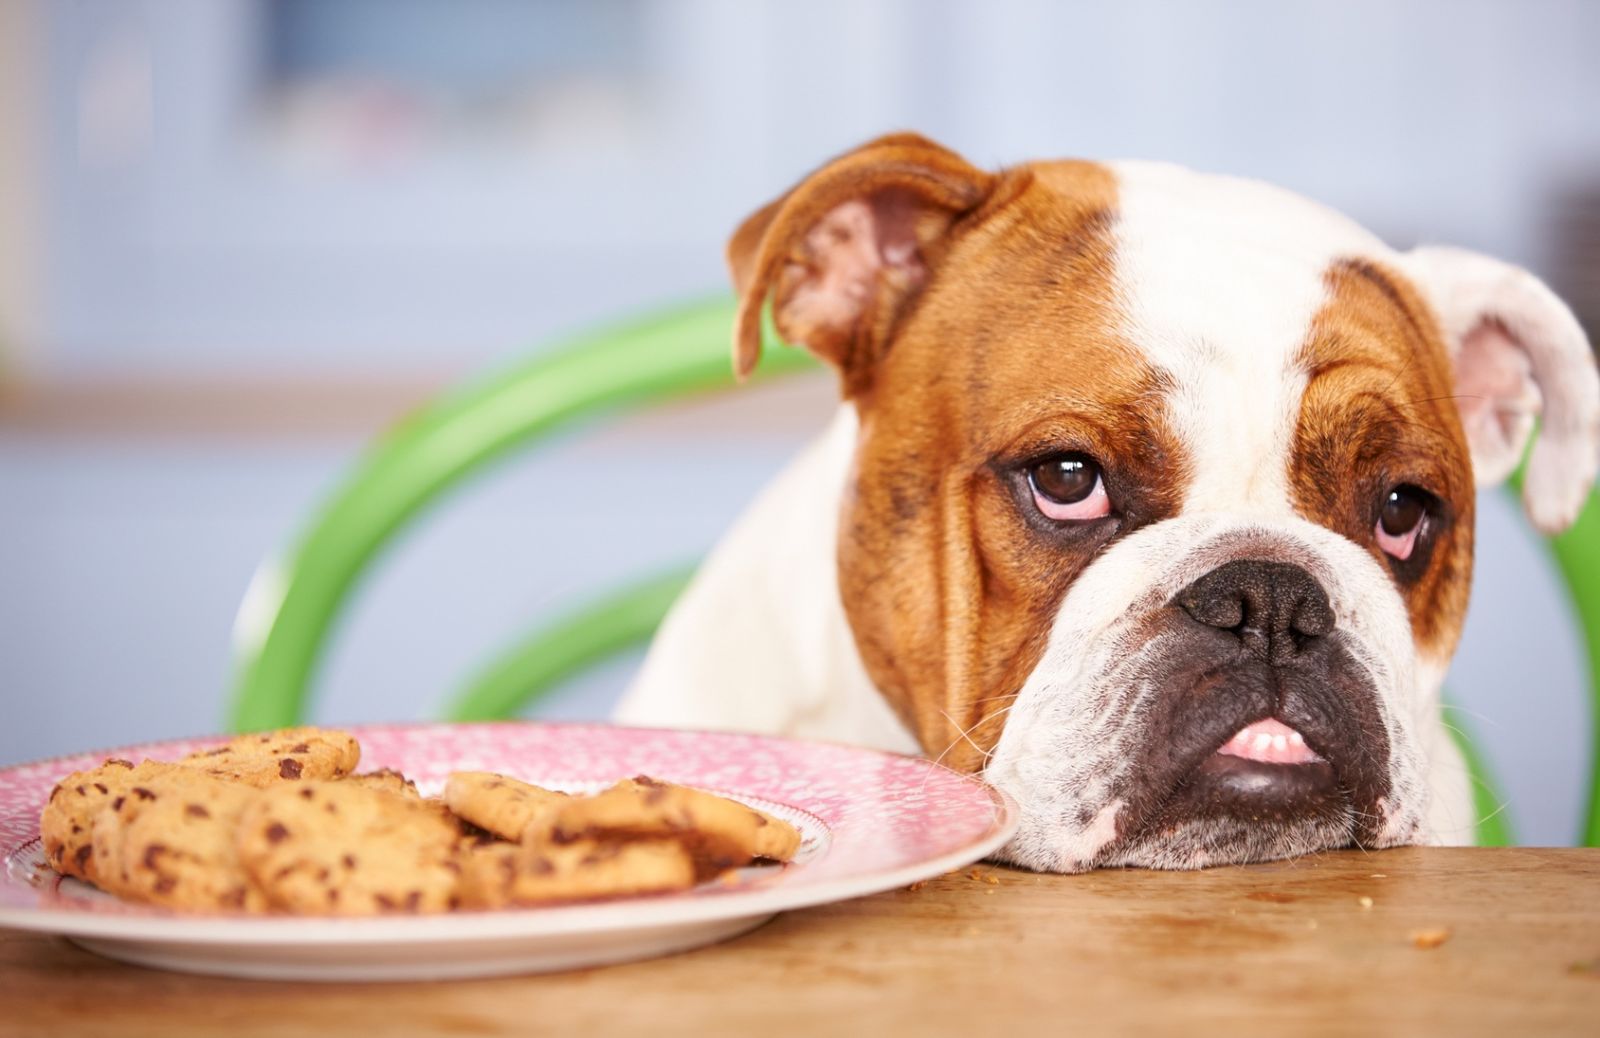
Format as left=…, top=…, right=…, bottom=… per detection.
left=727, top=133, right=995, bottom=395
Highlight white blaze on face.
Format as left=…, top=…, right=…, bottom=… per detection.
left=1107, top=161, right=1394, bottom=515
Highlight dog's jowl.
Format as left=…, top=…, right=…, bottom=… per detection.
left=616, top=134, right=1600, bottom=872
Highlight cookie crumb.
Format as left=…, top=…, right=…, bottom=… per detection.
left=1410, top=928, right=1451, bottom=949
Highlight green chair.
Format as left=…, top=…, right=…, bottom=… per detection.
left=227, top=298, right=1600, bottom=848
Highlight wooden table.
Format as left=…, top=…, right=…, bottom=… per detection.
left=3, top=848, right=1596, bottom=1037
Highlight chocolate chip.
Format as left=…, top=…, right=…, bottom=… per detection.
left=278, top=758, right=303, bottom=779
left=108, top=758, right=134, bottom=768
left=403, top=891, right=422, bottom=912
left=111, top=796, right=125, bottom=811
left=443, top=860, right=460, bottom=874
left=143, top=844, right=168, bottom=869
left=204, top=747, right=229, bottom=756
left=70, top=824, right=82, bottom=835
left=374, top=894, right=397, bottom=911
left=290, top=743, right=311, bottom=753
left=265, top=822, right=290, bottom=844
left=298, top=788, right=315, bottom=800
left=754, top=814, right=769, bottom=827
left=458, top=821, right=493, bottom=842
left=342, top=854, right=357, bottom=869
left=633, top=775, right=665, bottom=788
left=154, top=876, right=176, bottom=894
left=49, top=786, right=62, bottom=802
left=74, top=785, right=86, bottom=796
left=185, top=803, right=210, bottom=819
left=132, top=787, right=157, bottom=801
left=328, top=889, right=340, bottom=903
left=316, top=868, right=330, bottom=881
left=75, top=845, right=92, bottom=869
left=531, top=857, right=555, bottom=876
left=224, top=888, right=247, bottom=908
left=447, top=896, right=461, bottom=910
left=93, top=783, right=109, bottom=795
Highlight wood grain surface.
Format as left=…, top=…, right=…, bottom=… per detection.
left=2, top=847, right=1597, bottom=1037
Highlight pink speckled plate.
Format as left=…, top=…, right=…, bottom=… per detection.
left=0, top=722, right=1016, bottom=981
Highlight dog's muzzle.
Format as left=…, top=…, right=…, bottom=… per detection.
left=1109, top=558, right=1391, bottom=859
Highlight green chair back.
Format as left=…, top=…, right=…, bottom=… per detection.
left=230, top=297, right=812, bottom=731
left=228, top=298, right=1600, bottom=847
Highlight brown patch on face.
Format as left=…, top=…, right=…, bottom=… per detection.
left=838, top=161, right=1190, bottom=771
left=1291, top=258, right=1475, bottom=658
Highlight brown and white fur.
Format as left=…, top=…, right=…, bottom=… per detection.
left=614, top=134, right=1600, bottom=872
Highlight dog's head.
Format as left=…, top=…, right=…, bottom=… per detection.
left=726, top=133, right=1600, bottom=871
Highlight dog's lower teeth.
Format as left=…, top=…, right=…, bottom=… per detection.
left=1217, top=718, right=1324, bottom=765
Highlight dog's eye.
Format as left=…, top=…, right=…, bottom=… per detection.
left=1376, top=485, right=1430, bottom=560
left=1027, top=454, right=1110, bottom=520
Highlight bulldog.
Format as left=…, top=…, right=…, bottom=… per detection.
left=613, top=133, right=1600, bottom=872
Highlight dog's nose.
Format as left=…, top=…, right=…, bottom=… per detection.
left=1174, top=560, right=1334, bottom=665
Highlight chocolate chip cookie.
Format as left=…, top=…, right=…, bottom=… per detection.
left=179, top=727, right=360, bottom=788
left=235, top=781, right=461, bottom=915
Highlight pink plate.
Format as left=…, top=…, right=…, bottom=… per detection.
left=0, top=722, right=1017, bottom=981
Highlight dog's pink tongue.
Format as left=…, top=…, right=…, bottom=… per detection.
left=1216, top=718, right=1324, bottom=765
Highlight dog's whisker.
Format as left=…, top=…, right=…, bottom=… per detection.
left=1436, top=703, right=1503, bottom=728
left=916, top=705, right=1016, bottom=797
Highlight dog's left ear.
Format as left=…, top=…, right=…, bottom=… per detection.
left=726, top=132, right=996, bottom=395
left=1402, top=246, right=1600, bottom=533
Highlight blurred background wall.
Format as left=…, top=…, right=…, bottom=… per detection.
left=1, top=0, right=1596, bottom=844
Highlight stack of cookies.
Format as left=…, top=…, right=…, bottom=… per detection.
left=38, top=727, right=800, bottom=916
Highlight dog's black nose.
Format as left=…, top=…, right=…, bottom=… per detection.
left=1174, top=560, right=1334, bottom=665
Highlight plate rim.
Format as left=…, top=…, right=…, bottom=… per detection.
left=0, top=721, right=1019, bottom=945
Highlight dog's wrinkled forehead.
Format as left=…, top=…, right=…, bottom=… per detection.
left=1104, top=160, right=1396, bottom=516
